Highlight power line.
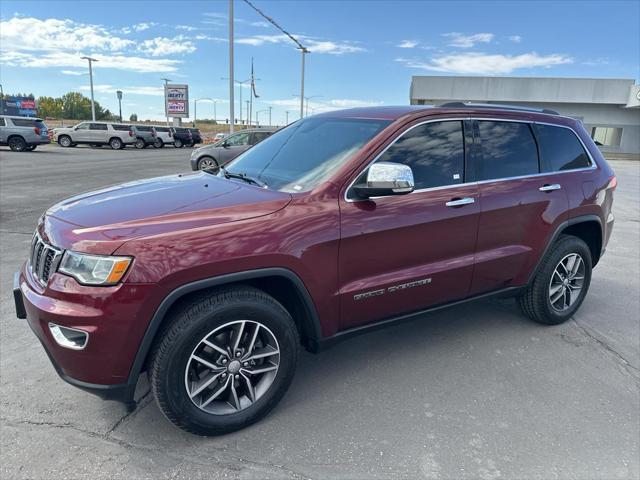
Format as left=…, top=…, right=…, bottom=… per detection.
left=242, top=0, right=308, bottom=52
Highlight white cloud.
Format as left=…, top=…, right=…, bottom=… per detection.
left=398, top=40, right=419, bottom=49
left=0, top=17, right=134, bottom=52
left=2, top=50, right=181, bottom=73
left=250, top=21, right=270, bottom=28
left=138, top=36, right=196, bottom=57
left=235, top=34, right=365, bottom=54
left=133, top=22, right=156, bottom=32
left=443, top=32, right=494, bottom=48
left=509, top=35, right=522, bottom=43
left=176, top=25, right=198, bottom=31
left=396, top=52, right=572, bottom=75
left=79, top=84, right=165, bottom=96
left=60, top=69, right=86, bottom=76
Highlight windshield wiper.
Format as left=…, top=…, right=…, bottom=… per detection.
left=219, top=165, right=268, bottom=188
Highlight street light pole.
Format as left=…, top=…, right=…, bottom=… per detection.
left=268, top=106, right=272, bottom=126
left=285, top=110, right=289, bottom=125
left=81, top=56, right=98, bottom=121
left=161, top=78, right=171, bottom=126
left=245, top=100, right=250, bottom=125
left=228, top=0, right=234, bottom=133
left=299, top=48, right=308, bottom=119
left=255, top=109, right=267, bottom=126
left=116, top=90, right=123, bottom=122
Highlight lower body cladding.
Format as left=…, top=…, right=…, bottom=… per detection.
left=13, top=265, right=157, bottom=403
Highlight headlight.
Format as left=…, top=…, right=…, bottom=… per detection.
left=58, top=251, right=132, bottom=286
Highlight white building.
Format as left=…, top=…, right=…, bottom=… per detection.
left=410, top=76, right=640, bottom=155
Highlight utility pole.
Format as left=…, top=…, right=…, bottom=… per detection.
left=268, top=106, right=272, bottom=126
left=222, top=78, right=250, bottom=126
left=213, top=100, right=217, bottom=123
left=285, top=110, right=290, bottom=125
left=161, top=78, right=171, bottom=126
left=228, top=0, right=234, bottom=133
left=116, top=90, right=123, bottom=122
left=299, top=47, right=308, bottom=119
left=81, top=56, right=98, bottom=121
left=255, top=109, right=267, bottom=126
left=245, top=100, right=250, bottom=125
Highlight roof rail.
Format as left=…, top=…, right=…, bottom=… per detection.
left=438, top=102, right=559, bottom=115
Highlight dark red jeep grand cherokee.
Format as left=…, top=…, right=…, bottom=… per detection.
left=14, top=104, right=616, bottom=435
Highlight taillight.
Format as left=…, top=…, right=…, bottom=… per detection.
left=608, top=176, right=617, bottom=190
left=129, top=130, right=133, bottom=137
left=34, top=127, right=41, bottom=135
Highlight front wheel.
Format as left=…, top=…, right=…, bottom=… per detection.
left=174, top=138, right=183, bottom=148
left=198, top=156, right=219, bottom=172
left=519, top=235, right=592, bottom=325
left=58, top=135, right=72, bottom=148
left=150, top=286, right=299, bottom=435
left=25, top=145, right=37, bottom=151
left=134, top=138, right=145, bottom=149
left=154, top=138, right=164, bottom=148
left=109, top=138, right=123, bottom=150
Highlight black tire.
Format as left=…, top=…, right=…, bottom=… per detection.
left=197, top=156, right=219, bottom=172
left=134, top=138, right=145, bottom=149
left=90, top=144, right=102, bottom=148
left=174, top=138, right=184, bottom=148
left=150, top=286, right=299, bottom=436
left=8, top=136, right=27, bottom=152
left=519, top=235, right=592, bottom=325
left=109, top=138, right=123, bottom=150
left=25, top=145, right=37, bottom=151
left=154, top=138, right=164, bottom=148
left=58, top=135, right=72, bottom=148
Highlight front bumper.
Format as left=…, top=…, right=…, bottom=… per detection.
left=13, top=265, right=156, bottom=403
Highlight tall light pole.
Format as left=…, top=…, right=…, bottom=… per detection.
left=285, top=110, right=291, bottom=125
left=299, top=47, right=308, bottom=119
left=194, top=98, right=214, bottom=128
left=255, top=109, right=267, bottom=126
left=228, top=0, right=234, bottom=133
left=80, top=56, right=98, bottom=121
left=161, top=78, right=171, bottom=126
left=292, top=94, right=322, bottom=117
left=222, top=77, right=250, bottom=126
left=116, top=90, right=123, bottom=122
left=245, top=100, right=250, bottom=125
left=268, top=106, right=272, bottom=126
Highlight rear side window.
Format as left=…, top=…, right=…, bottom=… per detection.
left=90, top=123, right=108, bottom=130
left=155, top=127, right=169, bottom=132
left=174, top=128, right=188, bottom=134
left=376, top=121, right=465, bottom=190
left=11, top=118, right=37, bottom=127
left=0, top=118, right=5, bottom=126
left=476, top=121, right=539, bottom=181
left=535, top=124, right=591, bottom=172
left=252, top=132, right=271, bottom=144
left=136, top=126, right=152, bottom=132
left=112, top=124, right=131, bottom=131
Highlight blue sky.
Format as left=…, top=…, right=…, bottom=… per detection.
left=1, top=0, right=638, bottom=124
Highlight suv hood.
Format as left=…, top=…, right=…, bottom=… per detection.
left=43, top=172, right=292, bottom=253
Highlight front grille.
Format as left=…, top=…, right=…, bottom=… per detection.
left=29, top=232, right=63, bottom=286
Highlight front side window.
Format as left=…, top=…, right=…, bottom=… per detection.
left=476, top=121, right=539, bottom=181
left=225, top=132, right=250, bottom=146
left=75, top=123, right=89, bottom=130
left=537, top=124, right=591, bottom=171
left=374, top=121, right=465, bottom=190
left=89, top=123, right=108, bottom=130
left=225, top=117, right=390, bottom=192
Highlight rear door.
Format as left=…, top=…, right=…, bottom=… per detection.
left=89, top=123, right=108, bottom=143
left=0, top=117, right=6, bottom=143
left=339, top=119, right=480, bottom=329
left=469, top=119, right=569, bottom=295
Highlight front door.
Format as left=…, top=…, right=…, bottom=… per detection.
left=338, top=119, right=480, bottom=330
left=469, top=119, right=569, bottom=295
left=73, top=123, right=91, bottom=143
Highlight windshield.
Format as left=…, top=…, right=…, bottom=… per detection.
left=221, top=117, right=390, bottom=192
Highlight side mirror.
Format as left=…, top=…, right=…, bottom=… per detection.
left=352, top=162, right=415, bottom=199
left=222, top=141, right=230, bottom=148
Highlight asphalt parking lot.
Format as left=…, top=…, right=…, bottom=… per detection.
left=0, top=144, right=638, bottom=479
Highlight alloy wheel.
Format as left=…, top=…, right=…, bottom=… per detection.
left=185, top=320, right=280, bottom=415
left=548, top=253, right=585, bottom=312
left=198, top=158, right=218, bottom=171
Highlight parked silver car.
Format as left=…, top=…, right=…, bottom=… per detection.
left=190, top=128, right=277, bottom=171
left=0, top=115, right=50, bottom=151
left=53, top=122, right=136, bottom=149
left=152, top=126, right=174, bottom=148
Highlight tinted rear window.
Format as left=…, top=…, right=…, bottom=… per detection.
left=11, top=118, right=38, bottom=127
left=174, top=128, right=189, bottom=133
left=112, top=124, right=131, bottom=131
left=154, top=126, right=170, bottom=132
left=476, top=121, right=539, bottom=180
left=535, top=124, right=591, bottom=172
left=136, top=126, right=152, bottom=132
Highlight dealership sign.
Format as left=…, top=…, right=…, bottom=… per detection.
left=164, top=84, right=189, bottom=118
left=0, top=96, right=37, bottom=117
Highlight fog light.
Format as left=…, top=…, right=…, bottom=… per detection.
left=48, top=323, right=88, bottom=350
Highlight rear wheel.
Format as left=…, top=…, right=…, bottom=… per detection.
left=519, top=235, right=592, bottom=325
left=197, top=156, right=219, bottom=172
left=150, top=286, right=299, bottom=435
left=154, top=138, right=164, bottom=148
left=109, top=138, right=123, bottom=150
left=58, top=135, right=72, bottom=148
left=134, top=138, right=145, bottom=149
left=8, top=136, right=27, bottom=152
left=25, top=145, right=37, bottom=151
left=174, top=138, right=184, bottom=148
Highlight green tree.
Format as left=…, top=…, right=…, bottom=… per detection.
left=129, top=113, right=138, bottom=122
left=37, top=96, right=64, bottom=118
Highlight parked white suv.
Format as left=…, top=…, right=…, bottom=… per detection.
left=0, top=115, right=50, bottom=151
left=152, top=126, right=174, bottom=148
left=53, top=122, right=136, bottom=149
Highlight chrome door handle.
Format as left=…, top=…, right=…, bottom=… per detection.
left=445, top=197, right=475, bottom=207
left=539, top=184, right=561, bottom=192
